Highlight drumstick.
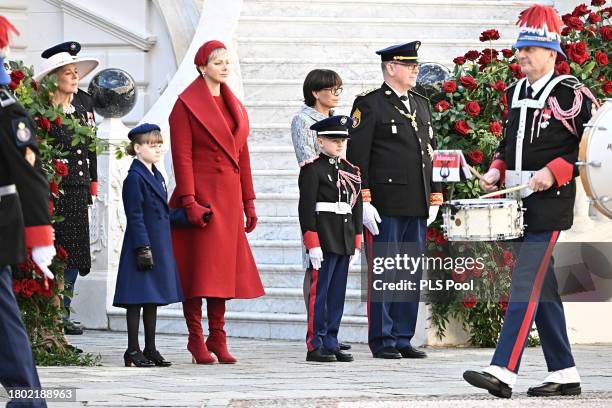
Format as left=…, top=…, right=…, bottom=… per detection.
left=468, top=165, right=485, bottom=181
left=479, top=183, right=529, bottom=199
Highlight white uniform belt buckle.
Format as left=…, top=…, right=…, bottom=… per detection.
left=315, top=202, right=352, bottom=214
left=0, top=184, right=17, bottom=202
left=505, top=170, right=535, bottom=199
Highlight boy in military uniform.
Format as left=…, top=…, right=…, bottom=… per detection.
left=299, top=115, right=363, bottom=363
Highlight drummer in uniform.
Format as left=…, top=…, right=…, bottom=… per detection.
left=299, top=115, right=363, bottom=363
left=0, top=16, right=53, bottom=408
left=347, top=41, right=443, bottom=359
left=463, top=4, right=600, bottom=399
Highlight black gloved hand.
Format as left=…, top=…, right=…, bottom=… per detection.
left=136, top=246, right=154, bottom=271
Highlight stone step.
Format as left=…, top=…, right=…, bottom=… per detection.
left=247, top=239, right=303, bottom=264
left=243, top=78, right=381, bottom=103
left=241, top=0, right=551, bottom=19
left=238, top=16, right=515, bottom=39
left=249, top=123, right=292, bottom=145
left=245, top=101, right=352, bottom=124
left=257, top=263, right=364, bottom=290
left=249, top=145, right=299, bottom=170
left=237, top=37, right=515, bottom=62
left=252, top=168, right=299, bottom=194
left=254, top=193, right=299, bottom=217
left=108, top=308, right=368, bottom=341
left=250, top=215, right=301, bottom=240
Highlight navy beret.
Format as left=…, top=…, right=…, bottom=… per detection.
left=376, top=41, right=421, bottom=63
left=41, top=41, right=81, bottom=59
left=310, top=115, right=352, bottom=138
left=128, top=123, right=161, bottom=140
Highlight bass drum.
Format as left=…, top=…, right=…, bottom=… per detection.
left=579, top=99, right=612, bottom=219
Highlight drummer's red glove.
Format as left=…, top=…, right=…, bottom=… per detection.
left=244, top=199, right=258, bottom=233
left=181, top=195, right=211, bottom=228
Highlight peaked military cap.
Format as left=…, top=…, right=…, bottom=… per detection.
left=310, top=115, right=353, bottom=138
left=376, top=41, right=421, bottom=63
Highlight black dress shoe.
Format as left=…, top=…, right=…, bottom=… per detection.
left=339, top=342, right=351, bottom=351
left=329, top=349, right=354, bottom=362
left=463, top=370, right=512, bottom=399
left=372, top=347, right=402, bottom=359
left=143, top=348, right=172, bottom=367
left=64, top=320, right=83, bottom=335
left=527, top=382, right=581, bottom=397
left=123, top=350, right=155, bottom=367
left=398, top=345, right=427, bottom=358
left=306, top=348, right=336, bottom=362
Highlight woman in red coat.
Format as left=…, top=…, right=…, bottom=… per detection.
left=169, top=40, right=264, bottom=364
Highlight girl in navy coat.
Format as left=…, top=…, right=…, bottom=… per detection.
left=113, top=123, right=184, bottom=367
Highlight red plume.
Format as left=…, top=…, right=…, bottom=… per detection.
left=0, top=16, right=19, bottom=50
left=516, top=4, right=562, bottom=35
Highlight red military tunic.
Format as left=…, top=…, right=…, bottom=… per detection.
left=168, top=76, right=264, bottom=300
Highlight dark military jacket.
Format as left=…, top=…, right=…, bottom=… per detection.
left=0, top=88, right=52, bottom=265
left=298, top=153, right=363, bottom=256
left=493, top=75, right=594, bottom=232
left=347, top=83, right=440, bottom=217
left=49, top=89, right=97, bottom=186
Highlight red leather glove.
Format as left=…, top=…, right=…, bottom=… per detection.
left=181, top=195, right=212, bottom=228
left=244, top=199, right=258, bottom=233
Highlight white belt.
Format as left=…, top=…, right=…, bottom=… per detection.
left=0, top=184, right=17, bottom=197
left=315, top=202, right=352, bottom=214
left=505, top=170, right=534, bottom=198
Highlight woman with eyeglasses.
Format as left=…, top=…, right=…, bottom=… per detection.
left=290, top=69, right=352, bottom=352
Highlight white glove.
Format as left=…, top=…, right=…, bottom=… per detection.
left=349, top=249, right=361, bottom=266
left=309, top=247, right=324, bottom=270
left=427, top=206, right=439, bottom=226
left=32, top=245, right=56, bottom=280
left=363, top=202, right=382, bottom=236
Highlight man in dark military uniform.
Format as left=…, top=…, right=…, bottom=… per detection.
left=463, top=5, right=600, bottom=399
left=0, top=16, right=53, bottom=407
left=347, top=41, right=442, bottom=359
left=299, top=115, right=363, bottom=363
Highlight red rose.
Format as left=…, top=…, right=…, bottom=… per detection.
left=477, top=53, right=493, bottom=67
left=36, top=281, right=54, bottom=298
left=489, top=121, right=502, bottom=137
left=508, top=63, right=524, bottom=79
left=464, top=50, right=480, bottom=61
left=49, top=181, right=59, bottom=195
left=601, top=25, right=612, bottom=41
left=467, top=149, right=484, bottom=165
left=454, top=120, right=471, bottom=136
left=561, top=26, right=572, bottom=36
left=500, top=93, right=508, bottom=117
left=54, top=116, right=62, bottom=126
left=462, top=294, right=477, bottom=309
left=555, top=61, right=571, bottom=75
left=503, top=250, right=515, bottom=268
left=596, top=51, right=609, bottom=66
left=442, top=80, right=457, bottom=94
left=460, top=76, right=478, bottom=91
left=603, top=81, right=612, bottom=95
left=435, top=233, right=447, bottom=245
left=592, top=0, right=606, bottom=6
left=499, top=293, right=509, bottom=314
left=563, top=14, right=585, bottom=31
left=464, top=101, right=481, bottom=117
left=482, top=48, right=499, bottom=58
left=588, top=12, right=602, bottom=23
left=490, top=80, right=506, bottom=92
left=453, top=56, right=466, bottom=65
left=21, top=279, right=39, bottom=298
left=55, top=244, right=68, bottom=261
left=36, top=116, right=51, bottom=132
left=501, top=48, right=514, bottom=58
left=13, top=279, right=23, bottom=295
left=53, top=160, right=69, bottom=177
left=435, top=100, right=450, bottom=112
left=567, top=41, right=590, bottom=65
left=10, top=70, right=24, bottom=84
left=479, top=29, right=500, bottom=42
left=572, top=3, right=590, bottom=17
left=452, top=268, right=467, bottom=283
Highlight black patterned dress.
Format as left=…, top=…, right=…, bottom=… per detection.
left=51, top=90, right=97, bottom=272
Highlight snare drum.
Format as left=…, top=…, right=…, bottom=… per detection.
left=578, top=99, right=612, bottom=219
left=442, top=198, right=524, bottom=241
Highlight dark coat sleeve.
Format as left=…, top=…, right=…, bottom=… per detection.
left=298, top=163, right=320, bottom=249
left=347, top=96, right=376, bottom=190
left=122, top=173, right=151, bottom=250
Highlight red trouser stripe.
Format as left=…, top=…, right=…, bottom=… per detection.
left=507, top=230, right=560, bottom=371
left=306, top=268, right=319, bottom=352
left=364, top=229, right=375, bottom=333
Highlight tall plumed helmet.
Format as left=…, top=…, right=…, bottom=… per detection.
left=514, top=4, right=566, bottom=59
left=0, top=16, right=19, bottom=85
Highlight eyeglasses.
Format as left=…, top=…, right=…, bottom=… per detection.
left=393, top=62, right=420, bottom=72
left=321, top=87, right=343, bottom=96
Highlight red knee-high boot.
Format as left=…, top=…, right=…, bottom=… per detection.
left=206, top=298, right=237, bottom=364
left=183, top=297, right=216, bottom=364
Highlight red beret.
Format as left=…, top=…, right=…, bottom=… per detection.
left=194, top=40, right=226, bottom=66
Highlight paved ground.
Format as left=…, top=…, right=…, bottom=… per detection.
left=2, top=330, right=612, bottom=407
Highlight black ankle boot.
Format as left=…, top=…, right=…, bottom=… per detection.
left=123, top=350, right=154, bottom=367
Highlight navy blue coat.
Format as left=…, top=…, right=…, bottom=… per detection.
left=113, top=160, right=184, bottom=307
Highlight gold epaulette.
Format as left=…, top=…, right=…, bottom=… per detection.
left=409, top=89, right=429, bottom=101
left=357, top=87, right=378, bottom=97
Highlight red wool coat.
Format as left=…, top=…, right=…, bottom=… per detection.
left=169, top=76, right=264, bottom=300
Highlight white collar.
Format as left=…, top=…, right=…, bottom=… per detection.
left=527, top=69, right=554, bottom=96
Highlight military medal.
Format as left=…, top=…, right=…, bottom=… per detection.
left=427, top=143, right=434, bottom=161
left=428, top=123, right=434, bottom=139
left=394, top=106, right=418, bottom=132
left=16, top=122, right=31, bottom=143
